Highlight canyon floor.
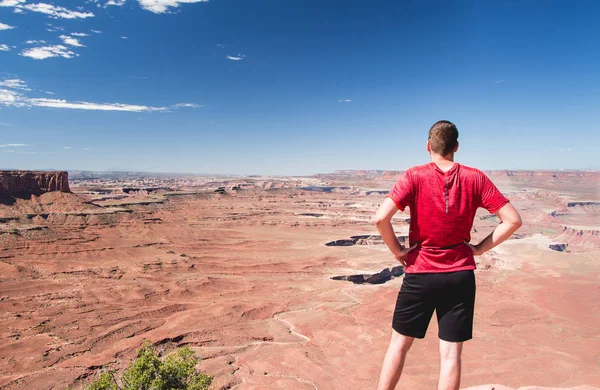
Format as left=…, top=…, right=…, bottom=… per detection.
left=0, top=171, right=598, bottom=389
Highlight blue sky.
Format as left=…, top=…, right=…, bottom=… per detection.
left=0, top=0, right=598, bottom=175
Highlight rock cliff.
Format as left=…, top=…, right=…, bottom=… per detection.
left=381, top=170, right=402, bottom=180
left=0, top=170, right=70, bottom=195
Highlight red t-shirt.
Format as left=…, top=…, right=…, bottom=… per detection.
left=386, top=162, right=509, bottom=274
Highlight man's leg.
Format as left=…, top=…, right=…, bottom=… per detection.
left=435, top=270, right=475, bottom=390
left=438, top=339, right=462, bottom=390
left=376, top=329, right=414, bottom=390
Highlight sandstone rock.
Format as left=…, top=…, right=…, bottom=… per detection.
left=381, top=170, right=402, bottom=180
left=549, top=243, right=568, bottom=252
left=567, top=201, right=600, bottom=207
left=0, top=170, right=70, bottom=196
left=327, top=234, right=408, bottom=247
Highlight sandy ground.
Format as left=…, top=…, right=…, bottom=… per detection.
left=0, top=179, right=598, bottom=389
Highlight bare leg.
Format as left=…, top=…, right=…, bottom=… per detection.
left=438, top=339, right=463, bottom=390
left=376, top=329, right=415, bottom=390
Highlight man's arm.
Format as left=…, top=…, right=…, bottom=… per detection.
left=467, top=202, right=523, bottom=255
left=374, top=198, right=415, bottom=266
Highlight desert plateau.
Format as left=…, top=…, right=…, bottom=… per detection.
left=0, top=169, right=598, bottom=390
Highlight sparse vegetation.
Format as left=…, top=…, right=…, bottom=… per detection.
left=85, top=341, right=212, bottom=390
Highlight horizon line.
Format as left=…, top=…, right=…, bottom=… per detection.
left=1, top=167, right=599, bottom=177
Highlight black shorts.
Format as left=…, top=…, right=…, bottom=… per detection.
left=392, top=270, right=475, bottom=342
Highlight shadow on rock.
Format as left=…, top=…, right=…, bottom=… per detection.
left=331, top=265, right=404, bottom=285
left=325, top=234, right=408, bottom=247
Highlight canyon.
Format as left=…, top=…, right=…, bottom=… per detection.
left=0, top=169, right=598, bottom=389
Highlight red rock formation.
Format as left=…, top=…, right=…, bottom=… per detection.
left=381, top=170, right=402, bottom=180
left=553, top=226, right=600, bottom=250
left=486, top=170, right=600, bottom=188
left=0, top=170, right=70, bottom=195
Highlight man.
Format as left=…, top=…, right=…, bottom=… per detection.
left=374, top=120, right=522, bottom=390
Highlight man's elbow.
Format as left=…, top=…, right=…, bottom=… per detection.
left=497, top=204, right=523, bottom=230
left=373, top=215, right=390, bottom=228
left=515, top=215, right=523, bottom=228
left=505, top=215, right=523, bottom=230
left=514, top=216, right=523, bottom=229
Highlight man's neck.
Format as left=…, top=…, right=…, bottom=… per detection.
left=430, top=153, right=455, bottom=172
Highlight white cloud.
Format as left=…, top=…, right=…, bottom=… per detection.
left=0, top=88, right=26, bottom=106
left=13, top=7, right=23, bottom=13
left=0, top=0, right=25, bottom=6
left=0, top=22, right=15, bottom=30
left=105, top=0, right=125, bottom=6
left=0, top=122, right=10, bottom=126
left=20, top=3, right=94, bottom=19
left=0, top=78, right=30, bottom=90
left=59, top=34, right=85, bottom=47
left=71, top=32, right=89, bottom=37
left=91, top=29, right=102, bottom=33
left=338, top=99, right=351, bottom=103
left=25, top=39, right=46, bottom=44
left=0, top=44, right=9, bottom=51
left=121, top=36, right=127, bottom=39
left=46, top=24, right=65, bottom=32
left=20, top=44, right=76, bottom=59
left=495, top=80, right=505, bottom=84
left=137, top=0, right=208, bottom=14
left=29, top=98, right=167, bottom=112
left=0, top=144, right=34, bottom=155
left=226, top=54, right=245, bottom=61
left=172, top=103, right=203, bottom=108
left=0, top=78, right=174, bottom=113
left=63, top=146, right=73, bottom=149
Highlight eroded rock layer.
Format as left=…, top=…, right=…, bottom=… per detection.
left=0, top=171, right=70, bottom=196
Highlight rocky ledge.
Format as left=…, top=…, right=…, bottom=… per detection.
left=331, top=265, right=405, bottom=284
left=0, top=170, right=70, bottom=196
left=325, top=234, right=408, bottom=247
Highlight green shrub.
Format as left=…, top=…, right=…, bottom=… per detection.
left=86, top=371, right=119, bottom=390
left=85, top=341, right=212, bottom=390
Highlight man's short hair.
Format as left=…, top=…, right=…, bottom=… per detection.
left=428, top=120, right=459, bottom=156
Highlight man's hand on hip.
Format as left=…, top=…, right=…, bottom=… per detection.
left=464, top=241, right=484, bottom=256
left=394, top=244, right=417, bottom=267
